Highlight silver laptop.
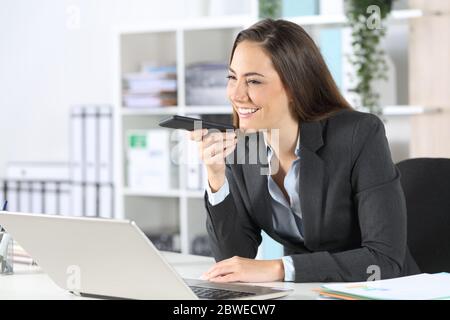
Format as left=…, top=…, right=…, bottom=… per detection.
left=0, top=211, right=292, bottom=300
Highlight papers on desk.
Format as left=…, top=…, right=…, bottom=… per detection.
left=318, top=273, right=450, bottom=300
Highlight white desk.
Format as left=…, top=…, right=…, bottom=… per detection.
left=0, top=252, right=322, bottom=300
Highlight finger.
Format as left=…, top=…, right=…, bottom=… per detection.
left=204, top=265, right=236, bottom=280
left=201, top=133, right=237, bottom=152
left=190, top=129, right=208, bottom=141
left=203, top=258, right=236, bottom=277
left=202, top=147, right=228, bottom=165
left=207, top=138, right=236, bottom=157
left=223, top=131, right=237, bottom=141
left=224, top=137, right=238, bottom=149
left=209, top=273, right=240, bottom=283
left=212, top=141, right=237, bottom=162
left=204, top=131, right=236, bottom=145
left=222, top=143, right=237, bottom=159
left=202, top=132, right=225, bottom=147
left=204, top=260, right=229, bottom=275
left=202, top=142, right=225, bottom=161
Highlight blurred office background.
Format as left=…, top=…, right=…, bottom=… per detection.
left=0, top=0, right=449, bottom=259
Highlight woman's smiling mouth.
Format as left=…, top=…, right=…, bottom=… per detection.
left=236, top=107, right=260, bottom=118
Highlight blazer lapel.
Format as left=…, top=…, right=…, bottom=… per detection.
left=299, top=120, right=327, bottom=250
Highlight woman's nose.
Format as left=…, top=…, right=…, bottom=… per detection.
left=230, top=80, right=248, bottom=102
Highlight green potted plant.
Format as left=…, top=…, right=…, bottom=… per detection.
left=259, top=0, right=282, bottom=19
left=345, top=0, right=395, bottom=116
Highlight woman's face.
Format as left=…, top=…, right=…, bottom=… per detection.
left=227, top=40, right=293, bottom=131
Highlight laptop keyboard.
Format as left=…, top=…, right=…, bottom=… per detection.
left=189, top=286, right=255, bottom=300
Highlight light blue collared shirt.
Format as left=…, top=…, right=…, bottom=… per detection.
left=206, top=136, right=303, bottom=282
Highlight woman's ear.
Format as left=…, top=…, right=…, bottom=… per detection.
left=289, top=96, right=294, bottom=105
left=287, top=90, right=294, bottom=104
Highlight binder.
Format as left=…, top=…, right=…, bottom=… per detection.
left=99, top=183, right=113, bottom=219
left=18, top=181, right=32, bottom=213
left=5, top=181, right=18, bottom=212
left=70, top=106, right=86, bottom=217
left=70, top=105, right=115, bottom=218
left=84, top=106, right=98, bottom=184
left=58, top=182, right=72, bottom=216
left=6, top=162, right=71, bottom=215
left=45, top=182, right=71, bottom=216
left=43, top=182, right=57, bottom=215
left=71, top=183, right=84, bottom=217
left=127, top=130, right=170, bottom=190
left=98, top=106, right=113, bottom=184
left=70, top=106, right=85, bottom=183
left=84, top=106, right=98, bottom=217
left=30, top=181, right=44, bottom=214
left=98, top=106, right=114, bottom=218
left=83, top=184, right=96, bottom=217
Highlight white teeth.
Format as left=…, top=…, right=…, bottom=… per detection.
left=237, top=107, right=259, bottom=114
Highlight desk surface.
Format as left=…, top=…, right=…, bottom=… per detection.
left=0, top=252, right=322, bottom=300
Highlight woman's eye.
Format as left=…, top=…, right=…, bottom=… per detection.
left=247, top=79, right=261, bottom=85
left=226, top=75, right=236, bottom=80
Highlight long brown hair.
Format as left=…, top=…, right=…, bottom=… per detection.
left=229, top=19, right=352, bottom=128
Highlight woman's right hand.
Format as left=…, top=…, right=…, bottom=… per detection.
left=189, top=129, right=237, bottom=192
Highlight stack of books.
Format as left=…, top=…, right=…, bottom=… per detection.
left=123, top=64, right=177, bottom=108
left=186, top=62, right=229, bottom=106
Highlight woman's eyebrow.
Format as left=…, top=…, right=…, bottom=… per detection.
left=228, top=67, right=265, bottom=77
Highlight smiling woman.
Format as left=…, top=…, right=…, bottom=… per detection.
left=190, top=19, right=420, bottom=284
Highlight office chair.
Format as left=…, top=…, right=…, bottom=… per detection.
left=397, top=158, right=450, bottom=273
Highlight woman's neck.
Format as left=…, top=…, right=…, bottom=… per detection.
left=265, top=120, right=299, bottom=160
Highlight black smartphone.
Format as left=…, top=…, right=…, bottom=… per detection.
left=159, top=115, right=235, bottom=132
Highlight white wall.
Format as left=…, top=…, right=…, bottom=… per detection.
left=0, top=0, right=202, bottom=177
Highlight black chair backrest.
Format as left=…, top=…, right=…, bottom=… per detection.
left=397, top=158, right=450, bottom=273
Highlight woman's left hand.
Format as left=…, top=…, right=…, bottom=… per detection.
left=201, top=256, right=285, bottom=283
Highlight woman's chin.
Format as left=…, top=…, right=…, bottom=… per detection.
left=238, top=119, right=266, bottom=134
left=238, top=124, right=260, bottom=135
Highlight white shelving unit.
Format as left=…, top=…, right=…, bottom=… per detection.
left=112, top=7, right=425, bottom=255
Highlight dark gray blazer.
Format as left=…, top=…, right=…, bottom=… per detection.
left=204, top=109, right=420, bottom=282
